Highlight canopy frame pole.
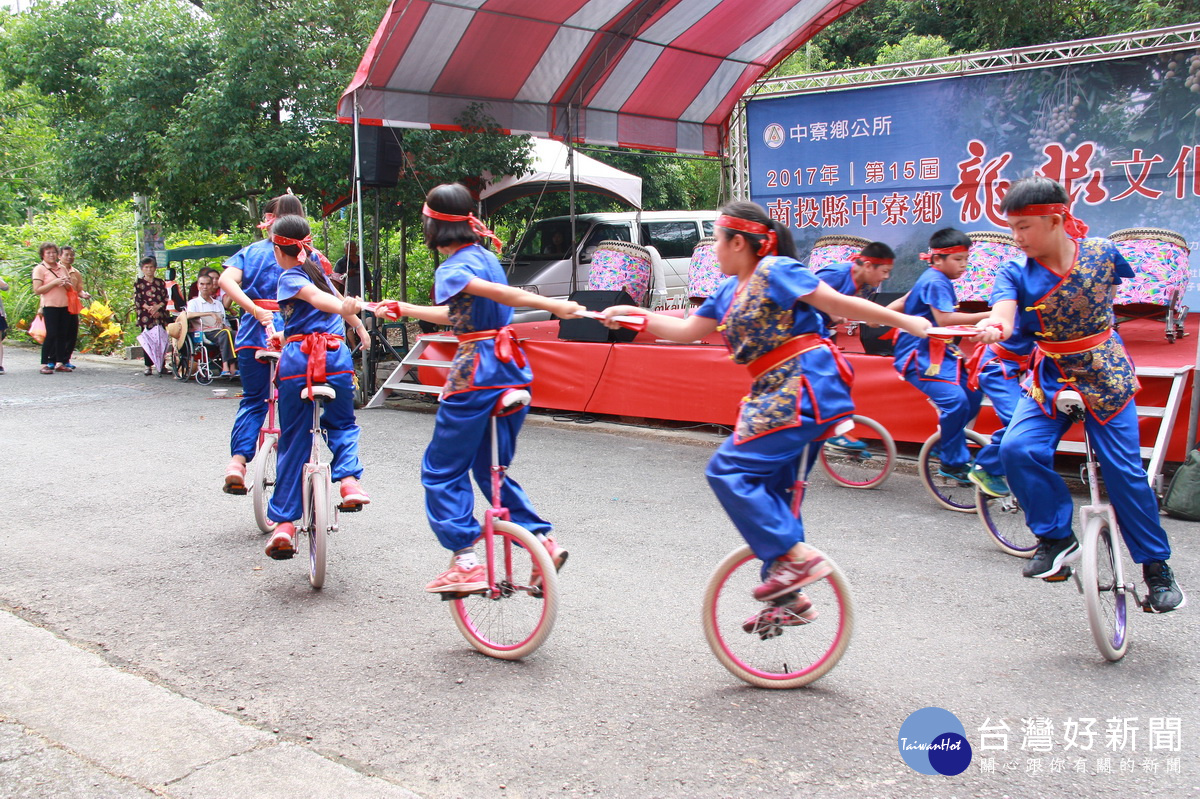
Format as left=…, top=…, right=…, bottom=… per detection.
left=568, top=102, right=577, bottom=298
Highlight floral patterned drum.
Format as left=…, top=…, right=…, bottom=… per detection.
left=587, top=240, right=652, bottom=305
left=806, top=234, right=870, bottom=271
left=959, top=231, right=1022, bottom=303
left=1109, top=228, right=1190, bottom=307
left=687, top=237, right=721, bottom=300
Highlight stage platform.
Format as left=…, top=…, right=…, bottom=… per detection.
left=373, top=313, right=1200, bottom=488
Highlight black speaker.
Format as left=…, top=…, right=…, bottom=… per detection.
left=356, top=126, right=403, bottom=188
left=558, top=290, right=639, bottom=342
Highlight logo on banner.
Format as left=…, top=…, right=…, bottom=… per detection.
left=763, top=123, right=785, bottom=149
left=898, top=706, right=973, bottom=775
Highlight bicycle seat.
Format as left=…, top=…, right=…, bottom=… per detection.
left=493, top=388, right=532, bottom=417
left=1055, top=389, right=1086, bottom=416
left=255, top=349, right=281, bottom=363
left=301, top=385, right=337, bottom=402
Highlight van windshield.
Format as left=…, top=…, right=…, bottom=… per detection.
left=513, top=221, right=632, bottom=260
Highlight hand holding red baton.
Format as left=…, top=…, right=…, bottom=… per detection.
left=364, top=300, right=404, bottom=320
left=577, top=309, right=649, bottom=332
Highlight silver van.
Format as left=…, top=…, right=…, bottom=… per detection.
left=505, top=210, right=716, bottom=316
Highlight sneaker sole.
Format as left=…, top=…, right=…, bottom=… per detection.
left=265, top=540, right=295, bottom=560
left=426, top=581, right=488, bottom=594
left=1024, top=541, right=1081, bottom=579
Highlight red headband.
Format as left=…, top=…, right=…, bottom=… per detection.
left=256, top=213, right=276, bottom=231
left=919, top=245, right=970, bottom=262
left=716, top=214, right=777, bottom=256
left=1007, top=203, right=1089, bottom=238
left=856, top=255, right=894, bottom=266
left=422, top=203, right=503, bottom=251
left=271, top=232, right=313, bottom=265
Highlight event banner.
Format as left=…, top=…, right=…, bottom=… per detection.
left=747, top=50, right=1200, bottom=304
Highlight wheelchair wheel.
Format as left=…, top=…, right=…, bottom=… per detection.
left=170, top=348, right=188, bottom=381
left=195, top=355, right=215, bottom=385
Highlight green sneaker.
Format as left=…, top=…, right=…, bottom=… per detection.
left=968, top=464, right=1010, bottom=497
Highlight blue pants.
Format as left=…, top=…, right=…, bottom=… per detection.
left=904, top=372, right=983, bottom=471
left=973, top=358, right=1024, bottom=476
left=267, top=371, right=362, bottom=524
left=230, top=349, right=271, bottom=460
left=422, top=388, right=552, bottom=553
left=705, top=421, right=833, bottom=566
left=1000, top=397, right=1171, bottom=564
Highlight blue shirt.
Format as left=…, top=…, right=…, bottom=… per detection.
left=224, top=240, right=283, bottom=351
left=277, top=266, right=349, bottom=382
left=893, top=267, right=961, bottom=380
left=815, top=261, right=875, bottom=336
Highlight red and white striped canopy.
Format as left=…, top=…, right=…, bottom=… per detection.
left=338, top=0, right=866, bottom=156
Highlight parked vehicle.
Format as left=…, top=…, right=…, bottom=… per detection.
left=505, top=210, right=716, bottom=318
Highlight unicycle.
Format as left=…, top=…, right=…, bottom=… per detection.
left=1053, top=391, right=1147, bottom=662
left=702, top=445, right=855, bottom=688
left=249, top=346, right=281, bottom=534
left=818, top=414, right=896, bottom=489
left=918, top=428, right=989, bottom=512
left=976, top=489, right=1038, bottom=558
left=297, top=383, right=339, bottom=589
left=445, top=389, right=558, bottom=660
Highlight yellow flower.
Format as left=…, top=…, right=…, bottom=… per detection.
left=101, top=323, right=122, bottom=338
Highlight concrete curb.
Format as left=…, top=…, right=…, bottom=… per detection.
left=0, top=611, right=419, bottom=799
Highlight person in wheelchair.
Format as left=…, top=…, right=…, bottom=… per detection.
left=184, top=273, right=237, bottom=378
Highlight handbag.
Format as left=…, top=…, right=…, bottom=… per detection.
left=1163, top=448, right=1200, bottom=521
left=28, top=312, right=46, bottom=343
left=66, top=287, right=82, bottom=315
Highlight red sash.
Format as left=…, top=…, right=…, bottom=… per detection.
left=286, top=333, right=344, bottom=394
left=966, top=343, right=1032, bottom=391
left=458, top=326, right=526, bottom=367
left=746, top=334, right=853, bottom=386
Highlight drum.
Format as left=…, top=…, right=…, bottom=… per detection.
left=807, top=234, right=870, bottom=271
left=587, top=240, right=652, bottom=305
left=1109, top=227, right=1190, bottom=307
left=959, top=231, right=1022, bottom=304
left=687, top=237, right=721, bottom=301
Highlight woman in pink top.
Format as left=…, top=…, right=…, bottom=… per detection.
left=31, top=242, right=82, bottom=373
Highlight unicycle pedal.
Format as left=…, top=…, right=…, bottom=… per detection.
left=1043, top=565, right=1073, bottom=582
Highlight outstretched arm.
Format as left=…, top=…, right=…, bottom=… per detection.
left=805, top=283, right=930, bottom=337
left=600, top=304, right=719, bottom=342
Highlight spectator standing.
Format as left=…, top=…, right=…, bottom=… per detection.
left=31, top=242, right=82, bottom=373
left=134, top=256, right=172, bottom=375
left=334, top=242, right=374, bottom=299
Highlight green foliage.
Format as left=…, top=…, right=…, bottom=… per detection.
left=0, top=83, right=56, bottom=225
left=876, top=34, right=953, bottom=65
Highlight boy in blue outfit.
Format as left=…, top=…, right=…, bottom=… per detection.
left=978, top=176, right=1183, bottom=611
left=893, top=229, right=992, bottom=485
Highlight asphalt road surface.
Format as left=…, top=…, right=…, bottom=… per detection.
left=3, top=345, right=1198, bottom=798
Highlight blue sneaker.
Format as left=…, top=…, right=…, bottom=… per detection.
left=825, top=434, right=868, bottom=453
left=968, top=464, right=1010, bottom=497
left=937, top=464, right=971, bottom=485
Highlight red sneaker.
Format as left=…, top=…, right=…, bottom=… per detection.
left=265, top=522, right=296, bottom=560
left=338, top=476, right=370, bottom=510
left=223, top=460, right=247, bottom=495
left=530, top=535, right=569, bottom=589
left=742, top=593, right=818, bottom=634
left=425, top=563, right=487, bottom=594
left=752, top=552, right=832, bottom=601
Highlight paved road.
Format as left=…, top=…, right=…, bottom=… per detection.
left=2, top=344, right=1198, bottom=798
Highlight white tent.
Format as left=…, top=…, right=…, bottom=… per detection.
left=479, top=138, right=642, bottom=217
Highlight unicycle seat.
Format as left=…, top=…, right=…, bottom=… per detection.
left=255, top=348, right=281, bottom=363
left=301, top=384, right=337, bottom=402
left=493, top=388, right=532, bottom=416
left=1055, top=389, right=1086, bottom=416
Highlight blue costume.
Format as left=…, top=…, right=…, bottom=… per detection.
left=224, top=240, right=285, bottom=461
left=421, top=244, right=552, bottom=553
left=993, top=237, right=1170, bottom=563
left=267, top=267, right=362, bottom=525
left=696, top=256, right=855, bottom=565
left=893, top=268, right=983, bottom=471
left=969, top=327, right=1034, bottom=477
left=814, top=261, right=875, bottom=337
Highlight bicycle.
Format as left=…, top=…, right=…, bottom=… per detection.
left=817, top=414, right=896, bottom=489
left=248, top=346, right=281, bottom=534
left=295, top=381, right=341, bottom=589
left=442, top=388, right=559, bottom=660
left=701, top=444, right=855, bottom=689
left=1053, top=390, right=1150, bottom=662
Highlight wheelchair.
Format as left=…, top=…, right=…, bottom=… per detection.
left=169, top=329, right=230, bottom=386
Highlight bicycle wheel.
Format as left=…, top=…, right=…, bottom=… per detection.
left=818, top=415, right=896, bottom=489
left=449, top=520, right=558, bottom=660
left=976, top=488, right=1037, bottom=558
left=308, top=471, right=329, bottom=589
left=251, top=434, right=278, bottom=534
left=702, top=545, right=854, bottom=689
left=917, top=429, right=987, bottom=512
left=1081, top=515, right=1128, bottom=661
